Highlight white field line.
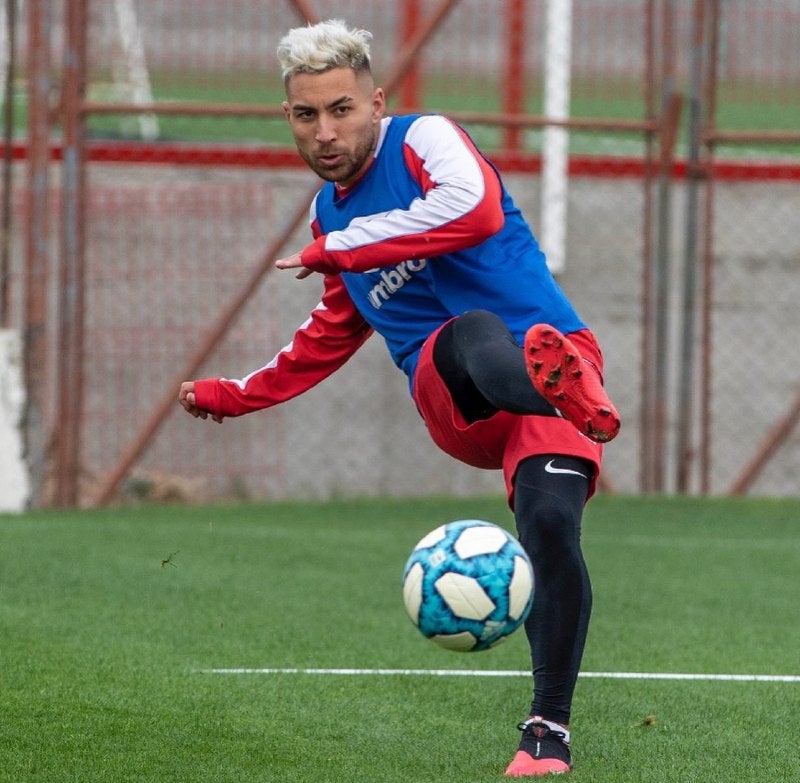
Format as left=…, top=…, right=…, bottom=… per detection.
left=198, top=667, right=800, bottom=683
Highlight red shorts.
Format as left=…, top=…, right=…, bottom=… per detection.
left=412, top=325, right=605, bottom=507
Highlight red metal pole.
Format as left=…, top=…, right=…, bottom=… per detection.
left=503, top=0, right=526, bottom=150
left=287, top=0, right=319, bottom=25
left=674, top=0, right=708, bottom=494
left=730, top=387, right=800, bottom=496
left=640, top=0, right=657, bottom=492
left=650, top=0, right=677, bottom=493
left=700, top=0, right=719, bottom=495
left=24, top=0, right=53, bottom=506
left=0, top=0, right=18, bottom=327
left=55, top=0, right=88, bottom=506
left=399, top=0, right=422, bottom=111
left=383, top=0, right=459, bottom=98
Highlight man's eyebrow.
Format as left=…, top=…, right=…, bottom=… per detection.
left=290, top=95, right=354, bottom=112
left=327, top=95, right=354, bottom=108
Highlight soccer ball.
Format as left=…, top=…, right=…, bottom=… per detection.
left=402, top=519, right=534, bottom=652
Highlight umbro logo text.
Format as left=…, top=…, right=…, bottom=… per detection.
left=367, top=258, right=427, bottom=308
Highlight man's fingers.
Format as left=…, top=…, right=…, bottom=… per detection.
left=179, top=388, right=215, bottom=420
left=275, top=253, right=301, bottom=269
left=179, top=383, right=224, bottom=422
left=276, top=251, right=314, bottom=279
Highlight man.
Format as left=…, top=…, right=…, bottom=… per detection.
left=178, top=19, right=620, bottom=777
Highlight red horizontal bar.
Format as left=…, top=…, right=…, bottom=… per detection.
left=4, top=141, right=800, bottom=181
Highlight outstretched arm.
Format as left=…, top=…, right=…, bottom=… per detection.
left=177, top=275, right=372, bottom=421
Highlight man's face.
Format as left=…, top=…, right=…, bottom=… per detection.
left=283, top=67, right=385, bottom=188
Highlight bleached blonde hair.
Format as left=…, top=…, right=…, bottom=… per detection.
left=277, top=19, right=372, bottom=82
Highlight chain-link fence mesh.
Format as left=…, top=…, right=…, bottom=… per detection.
left=3, top=0, right=799, bottom=505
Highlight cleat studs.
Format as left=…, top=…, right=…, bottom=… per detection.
left=546, top=369, right=562, bottom=384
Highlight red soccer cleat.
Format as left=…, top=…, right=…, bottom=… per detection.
left=524, top=324, right=620, bottom=444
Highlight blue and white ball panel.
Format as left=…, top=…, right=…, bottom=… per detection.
left=402, top=520, right=534, bottom=652
left=508, top=556, right=534, bottom=620
left=452, top=523, right=508, bottom=559
left=402, top=561, right=425, bottom=625
left=434, top=571, right=496, bottom=620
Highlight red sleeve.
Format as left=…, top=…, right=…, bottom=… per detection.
left=299, top=115, right=504, bottom=275
left=193, top=275, right=372, bottom=417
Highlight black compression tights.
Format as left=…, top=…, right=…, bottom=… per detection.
left=432, top=311, right=591, bottom=725
left=514, top=454, right=592, bottom=725
left=432, top=309, right=557, bottom=423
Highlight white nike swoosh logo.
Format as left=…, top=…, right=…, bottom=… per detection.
left=544, top=459, right=588, bottom=479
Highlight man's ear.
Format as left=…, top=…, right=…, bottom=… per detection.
left=372, top=88, right=386, bottom=121
left=282, top=101, right=291, bottom=121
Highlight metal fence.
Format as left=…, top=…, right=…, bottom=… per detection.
left=3, top=0, right=799, bottom=507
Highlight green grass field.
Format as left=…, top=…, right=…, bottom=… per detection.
left=2, top=494, right=799, bottom=782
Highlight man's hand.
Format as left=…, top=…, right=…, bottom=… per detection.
left=276, top=251, right=314, bottom=280
left=178, top=381, right=223, bottom=423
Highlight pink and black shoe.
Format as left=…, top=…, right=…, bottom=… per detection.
left=504, top=717, right=572, bottom=777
